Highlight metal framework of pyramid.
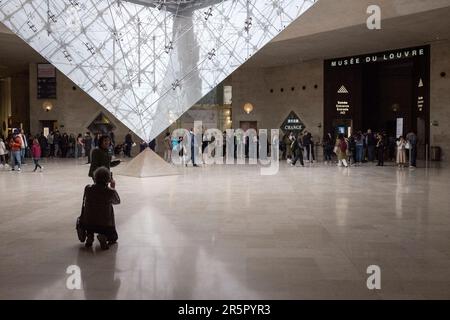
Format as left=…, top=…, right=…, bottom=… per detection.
left=0, top=0, right=316, bottom=141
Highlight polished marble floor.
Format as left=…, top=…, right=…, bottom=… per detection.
left=1, top=158, right=450, bottom=299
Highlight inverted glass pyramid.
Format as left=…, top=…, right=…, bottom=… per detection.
left=0, top=0, right=316, bottom=140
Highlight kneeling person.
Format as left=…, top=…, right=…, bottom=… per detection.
left=81, top=167, right=120, bottom=250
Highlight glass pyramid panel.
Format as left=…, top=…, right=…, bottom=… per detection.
left=0, top=0, right=316, bottom=140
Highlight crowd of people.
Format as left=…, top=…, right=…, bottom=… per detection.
left=0, top=129, right=137, bottom=172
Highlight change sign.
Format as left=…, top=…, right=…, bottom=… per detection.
left=281, top=111, right=305, bottom=132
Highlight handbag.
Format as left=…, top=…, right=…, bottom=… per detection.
left=405, top=142, right=411, bottom=150
left=76, top=191, right=87, bottom=242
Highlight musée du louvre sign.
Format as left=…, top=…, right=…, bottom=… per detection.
left=329, top=46, right=426, bottom=68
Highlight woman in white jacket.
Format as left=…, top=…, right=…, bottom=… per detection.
left=396, top=136, right=407, bottom=168
left=0, top=137, right=9, bottom=168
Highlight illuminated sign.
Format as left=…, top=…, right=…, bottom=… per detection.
left=328, top=47, right=426, bottom=68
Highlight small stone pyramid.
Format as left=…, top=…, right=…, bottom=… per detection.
left=116, top=149, right=179, bottom=178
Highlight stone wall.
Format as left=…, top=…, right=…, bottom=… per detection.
left=430, top=40, right=450, bottom=162
left=231, top=59, right=324, bottom=141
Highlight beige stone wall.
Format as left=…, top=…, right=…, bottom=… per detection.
left=231, top=59, right=324, bottom=141
left=29, top=63, right=138, bottom=149
left=430, top=40, right=450, bottom=162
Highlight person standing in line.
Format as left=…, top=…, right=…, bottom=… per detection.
left=124, top=130, right=133, bottom=158
left=47, top=132, right=54, bottom=157
left=406, top=131, right=418, bottom=168
left=336, top=134, right=349, bottom=168
left=83, top=132, right=93, bottom=164
left=396, top=136, right=407, bottom=168
left=0, top=137, right=8, bottom=169
left=376, top=133, right=385, bottom=166
left=94, top=133, right=100, bottom=148
left=163, top=132, right=172, bottom=162
left=9, top=129, right=22, bottom=171
left=68, top=133, right=76, bottom=158
left=109, top=130, right=116, bottom=148
left=38, top=133, right=48, bottom=158
left=189, top=128, right=199, bottom=167
left=148, top=138, right=156, bottom=152
left=76, top=133, right=84, bottom=158
left=347, top=134, right=356, bottom=166
left=31, top=138, right=43, bottom=172
left=53, top=131, right=61, bottom=157
left=366, top=129, right=376, bottom=162
left=19, top=129, right=27, bottom=164
left=60, top=133, right=68, bottom=158
left=89, top=135, right=112, bottom=180
left=355, top=132, right=364, bottom=166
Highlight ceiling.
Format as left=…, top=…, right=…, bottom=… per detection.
left=245, top=0, right=450, bottom=67
left=0, top=28, right=44, bottom=78
left=1, top=0, right=450, bottom=78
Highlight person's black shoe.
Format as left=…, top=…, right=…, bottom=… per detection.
left=85, top=234, right=94, bottom=248
left=97, top=234, right=109, bottom=250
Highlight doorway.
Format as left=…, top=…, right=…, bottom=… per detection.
left=39, top=120, right=57, bottom=133
left=239, top=121, right=257, bottom=132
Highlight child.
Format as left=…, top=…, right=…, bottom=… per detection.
left=80, top=167, right=120, bottom=250
left=31, top=138, right=43, bottom=172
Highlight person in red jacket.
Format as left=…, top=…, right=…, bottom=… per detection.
left=31, top=138, right=43, bottom=172
left=9, top=129, right=22, bottom=171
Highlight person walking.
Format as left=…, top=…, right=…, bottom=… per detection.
left=302, top=130, right=315, bottom=163
left=31, top=138, right=43, bottom=172
left=336, top=134, right=349, bottom=168
left=9, top=129, right=22, bottom=171
left=396, top=136, right=407, bottom=168
left=89, top=135, right=112, bottom=180
left=323, top=133, right=333, bottom=165
left=79, top=166, right=120, bottom=250
left=290, top=133, right=304, bottom=167
left=83, top=132, right=93, bottom=164
left=376, top=133, right=385, bottom=166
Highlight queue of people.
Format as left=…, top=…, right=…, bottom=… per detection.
left=281, top=129, right=419, bottom=168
